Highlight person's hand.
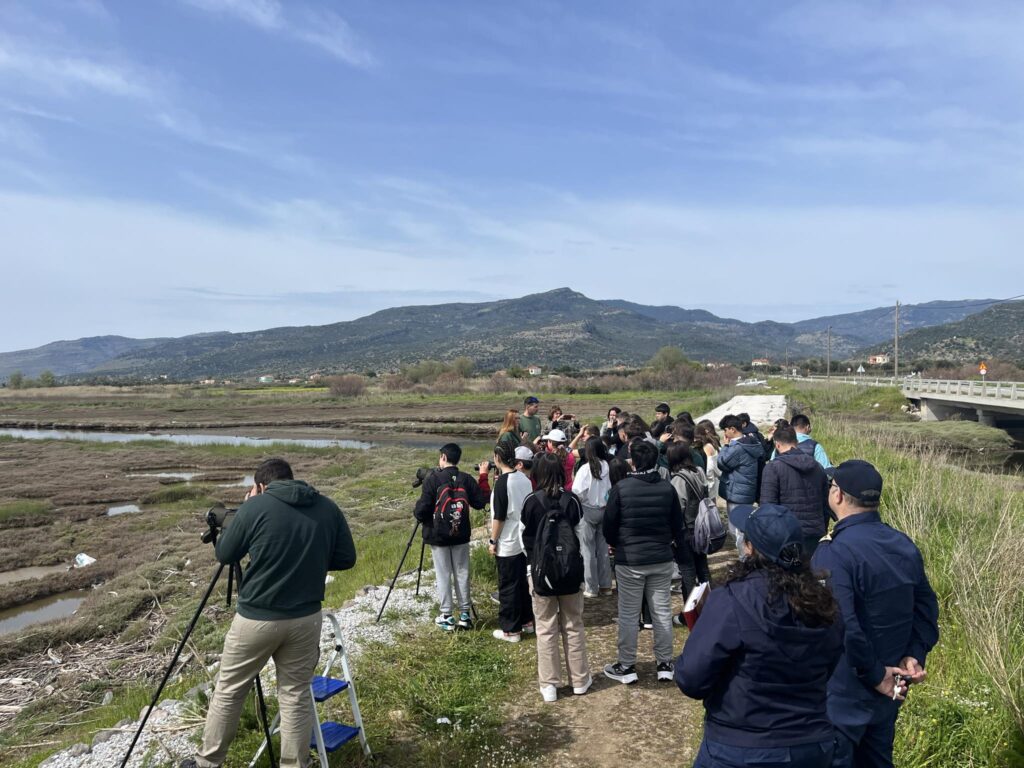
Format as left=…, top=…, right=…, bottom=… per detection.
left=874, top=666, right=910, bottom=701
left=478, top=461, right=490, bottom=474
left=899, top=656, right=926, bottom=684
left=659, top=431, right=671, bottom=443
left=520, top=431, right=529, bottom=440
left=244, top=483, right=260, bottom=500
left=488, top=542, right=497, bottom=557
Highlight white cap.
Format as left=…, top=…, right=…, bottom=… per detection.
left=514, top=446, right=535, bottom=462
left=541, top=428, right=567, bottom=443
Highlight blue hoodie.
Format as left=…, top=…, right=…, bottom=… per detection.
left=675, top=570, right=844, bottom=748
left=717, top=434, right=764, bottom=504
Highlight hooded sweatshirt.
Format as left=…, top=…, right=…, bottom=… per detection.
left=675, top=570, right=845, bottom=747
left=759, top=450, right=830, bottom=539
left=215, top=479, right=356, bottom=621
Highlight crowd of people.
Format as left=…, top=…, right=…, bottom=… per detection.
left=414, top=396, right=940, bottom=768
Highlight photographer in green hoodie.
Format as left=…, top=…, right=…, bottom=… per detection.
left=183, top=457, right=356, bottom=768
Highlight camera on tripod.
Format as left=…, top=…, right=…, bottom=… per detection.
left=411, top=467, right=431, bottom=488
left=201, top=503, right=237, bottom=544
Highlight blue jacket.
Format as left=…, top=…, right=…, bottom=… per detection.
left=811, top=511, right=939, bottom=727
left=717, top=435, right=763, bottom=504
left=675, top=569, right=844, bottom=747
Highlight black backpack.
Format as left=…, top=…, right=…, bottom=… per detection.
left=532, top=492, right=585, bottom=597
left=432, top=472, right=471, bottom=544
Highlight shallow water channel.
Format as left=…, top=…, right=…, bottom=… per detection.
left=0, top=427, right=374, bottom=450
left=0, top=589, right=90, bottom=637
left=0, top=565, right=69, bottom=586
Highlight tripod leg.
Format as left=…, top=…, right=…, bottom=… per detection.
left=253, top=675, right=277, bottom=768
left=375, top=521, right=420, bottom=623
left=415, top=538, right=426, bottom=596
left=120, top=562, right=226, bottom=768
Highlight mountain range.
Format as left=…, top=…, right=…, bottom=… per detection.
left=0, top=289, right=1013, bottom=381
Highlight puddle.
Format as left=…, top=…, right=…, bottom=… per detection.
left=0, top=589, right=90, bottom=636
left=107, top=504, right=141, bottom=516
left=219, top=474, right=255, bottom=488
left=0, top=564, right=69, bottom=586
left=0, top=428, right=374, bottom=450
left=127, top=471, right=199, bottom=481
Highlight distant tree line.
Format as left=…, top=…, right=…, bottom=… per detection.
left=3, top=370, right=57, bottom=389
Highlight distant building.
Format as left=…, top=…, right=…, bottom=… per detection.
left=868, top=354, right=890, bottom=365
left=705, top=361, right=729, bottom=369
left=751, top=358, right=770, bottom=368
left=527, top=365, right=543, bottom=376
left=200, top=379, right=216, bottom=385
left=258, top=376, right=274, bottom=384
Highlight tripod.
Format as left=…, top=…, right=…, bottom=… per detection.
left=375, top=520, right=478, bottom=624
left=121, top=541, right=277, bottom=768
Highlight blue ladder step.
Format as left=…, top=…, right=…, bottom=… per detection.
left=312, top=721, right=360, bottom=752
left=311, top=675, right=349, bottom=702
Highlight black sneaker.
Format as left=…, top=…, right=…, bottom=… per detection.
left=672, top=612, right=687, bottom=628
left=656, top=661, right=674, bottom=681
left=179, top=760, right=199, bottom=768
left=603, top=662, right=638, bottom=684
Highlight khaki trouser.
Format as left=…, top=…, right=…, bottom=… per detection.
left=197, top=612, right=322, bottom=768
left=529, top=575, right=590, bottom=688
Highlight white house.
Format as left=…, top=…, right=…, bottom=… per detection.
left=527, top=365, right=543, bottom=376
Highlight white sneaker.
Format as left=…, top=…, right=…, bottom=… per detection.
left=572, top=675, right=593, bottom=695
left=540, top=684, right=557, bottom=702
left=583, top=591, right=599, bottom=599
left=492, top=629, right=521, bottom=643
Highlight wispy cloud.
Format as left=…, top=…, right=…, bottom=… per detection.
left=181, top=0, right=374, bottom=67
left=0, top=39, right=154, bottom=99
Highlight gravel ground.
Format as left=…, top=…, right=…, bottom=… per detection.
left=38, top=570, right=439, bottom=767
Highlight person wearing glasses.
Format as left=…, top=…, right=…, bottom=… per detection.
left=813, top=460, right=939, bottom=768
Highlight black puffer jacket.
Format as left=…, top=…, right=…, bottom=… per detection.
left=603, top=471, right=684, bottom=566
left=759, top=450, right=829, bottom=538
left=413, top=466, right=487, bottom=546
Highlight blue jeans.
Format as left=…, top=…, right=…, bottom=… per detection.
left=693, top=737, right=834, bottom=768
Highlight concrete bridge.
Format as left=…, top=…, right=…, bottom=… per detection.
left=902, top=378, right=1024, bottom=429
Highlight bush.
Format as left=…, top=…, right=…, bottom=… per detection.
left=327, top=374, right=368, bottom=397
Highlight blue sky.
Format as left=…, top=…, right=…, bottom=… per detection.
left=1, top=0, right=1022, bottom=351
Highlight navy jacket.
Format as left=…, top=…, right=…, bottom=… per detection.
left=603, top=471, right=684, bottom=566
left=811, top=511, right=939, bottom=727
left=759, top=450, right=830, bottom=539
left=675, top=570, right=844, bottom=747
left=717, top=435, right=764, bottom=504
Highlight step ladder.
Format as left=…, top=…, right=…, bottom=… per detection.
left=249, top=613, right=371, bottom=766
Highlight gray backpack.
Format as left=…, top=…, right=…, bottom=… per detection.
left=681, top=473, right=727, bottom=555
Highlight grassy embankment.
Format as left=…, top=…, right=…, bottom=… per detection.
left=785, top=381, right=1023, bottom=767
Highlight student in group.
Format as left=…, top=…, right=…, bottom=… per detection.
left=760, top=426, right=829, bottom=560
left=486, top=442, right=536, bottom=642
left=541, top=428, right=576, bottom=491
left=602, top=406, right=623, bottom=452
left=571, top=437, right=613, bottom=598
left=519, top=396, right=543, bottom=444
left=666, top=442, right=710, bottom=608
left=694, top=420, right=721, bottom=499
left=603, top=439, right=684, bottom=685
left=569, top=424, right=600, bottom=475
left=717, top=415, right=764, bottom=556
left=790, top=414, right=832, bottom=469
left=520, top=453, right=592, bottom=702
left=650, top=402, right=672, bottom=439
left=676, top=504, right=845, bottom=768
left=497, top=409, right=522, bottom=455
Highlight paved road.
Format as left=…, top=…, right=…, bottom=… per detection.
left=698, top=394, right=788, bottom=427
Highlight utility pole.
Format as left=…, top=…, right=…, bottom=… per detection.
left=826, top=326, right=832, bottom=379
left=894, top=300, right=900, bottom=380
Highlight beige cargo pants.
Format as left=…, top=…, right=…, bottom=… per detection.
left=196, top=611, right=322, bottom=768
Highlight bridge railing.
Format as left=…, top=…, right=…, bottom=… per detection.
left=901, top=378, right=1023, bottom=401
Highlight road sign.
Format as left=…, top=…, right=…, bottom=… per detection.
left=980, top=362, right=988, bottom=379
left=856, top=365, right=865, bottom=374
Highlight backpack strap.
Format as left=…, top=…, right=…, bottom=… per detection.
left=674, top=470, right=707, bottom=501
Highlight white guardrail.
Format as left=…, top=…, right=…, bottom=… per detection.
left=901, top=378, right=1024, bottom=401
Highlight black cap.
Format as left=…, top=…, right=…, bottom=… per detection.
left=826, top=459, right=883, bottom=503
left=728, top=503, right=804, bottom=570
left=655, top=402, right=670, bottom=414
left=524, top=396, right=540, bottom=405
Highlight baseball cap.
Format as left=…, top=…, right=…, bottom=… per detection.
left=826, top=459, right=883, bottom=503
left=514, top=446, right=535, bottom=463
left=540, top=428, right=567, bottom=443
left=655, top=402, right=671, bottom=414
left=728, top=503, right=804, bottom=570
left=524, top=396, right=540, bottom=405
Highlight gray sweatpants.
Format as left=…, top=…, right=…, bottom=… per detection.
left=615, top=560, right=675, bottom=666
left=577, top=504, right=612, bottom=594
left=431, top=543, right=471, bottom=614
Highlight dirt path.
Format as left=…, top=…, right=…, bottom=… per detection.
left=507, top=548, right=735, bottom=768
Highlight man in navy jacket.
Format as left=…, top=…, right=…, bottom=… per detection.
left=717, top=415, right=764, bottom=556
left=812, top=460, right=939, bottom=768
